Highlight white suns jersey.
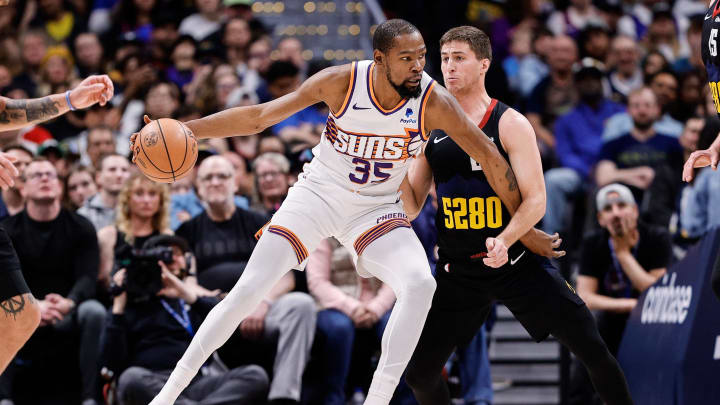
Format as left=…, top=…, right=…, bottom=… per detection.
left=307, top=60, right=436, bottom=197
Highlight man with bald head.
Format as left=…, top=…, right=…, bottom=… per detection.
left=607, top=35, right=643, bottom=104
left=175, top=156, right=316, bottom=404
left=526, top=35, right=579, bottom=153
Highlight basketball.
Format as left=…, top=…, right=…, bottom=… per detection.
left=133, top=118, right=198, bottom=183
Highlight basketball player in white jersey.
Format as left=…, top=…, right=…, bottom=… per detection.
left=138, top=20, right=547, bottom=405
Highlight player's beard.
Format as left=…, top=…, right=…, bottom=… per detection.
left=387, top=71, right=422, bottom=99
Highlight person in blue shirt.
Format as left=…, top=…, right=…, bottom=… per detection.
left=542, top=65, right=625, bottom=235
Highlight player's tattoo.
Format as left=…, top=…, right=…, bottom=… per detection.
left=3, top=98, right=60, bottom=124
left=1, top=293, right=34, bottom=320
left=505, top=167, right=517, bottom=192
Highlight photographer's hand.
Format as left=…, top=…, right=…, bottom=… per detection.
left=112, top=269, right=128, bottom=314
left=157, top=262, right=197, bottom=304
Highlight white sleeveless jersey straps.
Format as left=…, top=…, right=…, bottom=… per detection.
left=307, top=60, right=436, bottom=196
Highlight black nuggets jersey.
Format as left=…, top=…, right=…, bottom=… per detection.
left=425, top=99, right=525, bottom=266
left=704, top=0, right=720, bottom=116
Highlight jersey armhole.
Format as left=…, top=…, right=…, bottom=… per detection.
left=418, top=80, right=436, bottom=141
left=331, top=61, right=358, bottom=119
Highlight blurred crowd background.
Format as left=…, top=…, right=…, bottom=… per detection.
left=0, top=0, right=718, bottom=405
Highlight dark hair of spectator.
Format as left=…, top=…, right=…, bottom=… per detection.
left=440, top=26, right=492, bottom=62
left=647, top=68, right=678, bottom=87
left=266, top=61, right=299, bottom=85
left=372, top=19, right=420, bottom=54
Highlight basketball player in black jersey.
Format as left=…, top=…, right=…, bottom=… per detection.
left=684, top=0, right=720, bottom=302
left=0, top=74, right=114, bottom=373
left=399, top=26, right=634, bottom=405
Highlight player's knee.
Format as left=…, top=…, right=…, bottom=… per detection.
left=402, top=270, right=436, bottom=299
left=78, top=299, right=106, bottom=324
left=117, top=367, right=148, bottom=398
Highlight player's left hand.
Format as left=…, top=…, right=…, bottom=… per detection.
left=129, top=115, right=152, bottom=162
left=69, top=75, right=114, bottom=109
left=484, top=237, right=509, bottom=268
left=682, top=148, right=719, bottom=182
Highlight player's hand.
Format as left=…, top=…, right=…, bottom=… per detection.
left=683, top=148, right=719, bottom=182
left=519, top=229, right=566, bottom=259
left=129, top=115, right=153, bottom=161
left=69, top=75, right=114, bottom=109
left=484, top=237, right=509, bottom=268
left=0, top=0, right=9, bottom=6
left=240, top=300, right=269, bottom=340
left=0, top=152, right=19, bottom=190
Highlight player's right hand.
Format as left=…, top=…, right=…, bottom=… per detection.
left=0, top=152, right=19, bottom=190
left=484, top=237, right=509, bottom=268
left=683, top=148, right=719, bottom=182
left=129, top=115, right=152, bottom=162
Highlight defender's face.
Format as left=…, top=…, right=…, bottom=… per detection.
left=382, top=32, right=426, bottom=98
left=441, top=41, right=487, bottom=95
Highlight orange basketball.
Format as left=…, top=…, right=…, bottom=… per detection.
left=133, top=118, right=198, bottom=183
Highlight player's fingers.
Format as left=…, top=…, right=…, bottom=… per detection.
left=485, top=237, right=495, bottom=253
left=712, top=153, right=719, bottom=170
left=0, top=167, right=15, bottom=189
left=552, top=250, right=567, bottom=258
left=0, top=153, right=19, bottom=177
left=143, top=114, right=152, bottom=124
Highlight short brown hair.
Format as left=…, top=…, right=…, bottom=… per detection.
left=440, top=26, right=492, bottom=61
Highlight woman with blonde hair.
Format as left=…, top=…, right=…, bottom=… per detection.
left=97, top=173, right=172, bottom=289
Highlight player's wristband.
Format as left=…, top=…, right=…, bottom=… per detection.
left=65, top=90, right=77, bottom=111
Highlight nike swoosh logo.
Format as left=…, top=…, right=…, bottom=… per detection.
left=510, top=251, right=525, bottom=266
left=434, top=136, right=448, bottom=143
left=352, top=103, right=370, bottom=110
left=707, top=14, right=712, bottom=20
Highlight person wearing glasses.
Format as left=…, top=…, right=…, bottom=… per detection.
left=252, top=152, right=292, bottom=216
left=0, top=72, right=113, bottom=385
left=0, top=158, right=105, bottom=405
left=175, top=155, right=316, bottom=404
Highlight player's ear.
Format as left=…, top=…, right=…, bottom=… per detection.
left=373, top=49, right=384, bottom=66
left=480, top=58, right=490, bottom=74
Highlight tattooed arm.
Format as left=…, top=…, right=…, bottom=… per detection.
left=0, top=74, right=114, bottom=132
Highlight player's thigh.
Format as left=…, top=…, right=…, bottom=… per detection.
left=500, top=257, right=585, bottom=342
left=256, top=184, right=339, bottom=269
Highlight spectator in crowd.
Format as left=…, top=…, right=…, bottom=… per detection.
left=80, top=126, right=117, bottom=169
left=31, top=0, right=86, bottom=44
left=141, top=81, right=181, bottom=130
left=101, top=234, right=269, bottom=405
left=97, top=173, right=173, bottom=289
left=643, top=116, right=704, bottom=232
left=252, top=152, right=291, bottom=216
left=641, top=50, right=669, bottom=80
left=305, top=238, right=397, bottom=405
left=166, top=35, right=197, bottom=91
left=74, top=32, right=105, bottom=77
left=595, top=87, right=683, bottom=202
left=0, top=145, right=32, bottom=218
left=175, top=155, right=316, bottom=405
left=110, top=0, right=161, bottom=44
left=0, top=159, right=104, bottom=405
left=263, top=61, right=324, bottom=150
left=15, top=29, right=49, bottom=93
left=277, top=37, right=307, bottom=77
left=673, top=69, right=704, bottom=122
left=169, top=153, right=250, bottom=231
left=673, top=16, right=704, bottom=74
left=542, top=63, right=625, bottom=235
left=574, top=183, right=669, bottom=403
left=63, top=165, right=97, bottom=211
left=526, top=35, right=578, bottom=155
left=642, top=5, right=687, bottom=64
left=222, top=150, right=253, bottom=198
left=607, top=35, right=643, bottom=104
left=223, top=17, right=255, bottom=85
left=78, top=153, right=131, bottom=230
left=179, top=0, right=226, bottom=41
left=247, top=36, right=273, bottom=77
left=578, top=25, right=610, bottom=64
left=547, top=0, right=604, bottom=38
left=604, top=71, right=684, bottom=141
